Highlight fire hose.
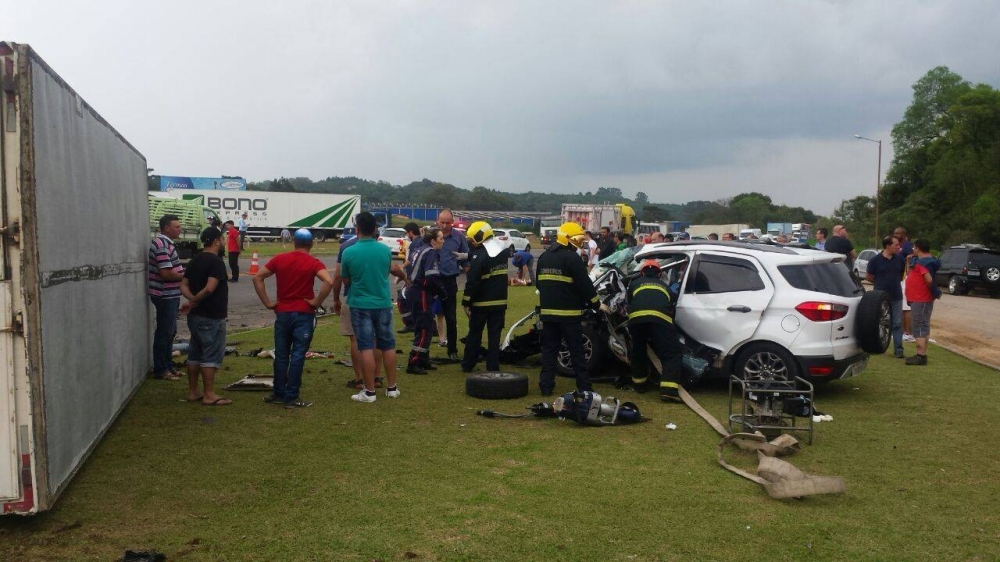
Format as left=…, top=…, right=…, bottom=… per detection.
left=677, top=385, right=846, bottom=500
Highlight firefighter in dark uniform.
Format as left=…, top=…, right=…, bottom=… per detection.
left=461, top=221, right=509, bottom=373
left=405, top=228, right=445, bottom=375
left=626, top=259, right=684, bottom=399
left=536, top=221, right=600, bottom=396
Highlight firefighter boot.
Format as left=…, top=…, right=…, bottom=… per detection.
left=659, top=380, right=681, bottom=402
left=406, top=351, right=428, bottom=375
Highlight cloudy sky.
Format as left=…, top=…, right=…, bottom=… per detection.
left=4, top=1, right=999, bottom=214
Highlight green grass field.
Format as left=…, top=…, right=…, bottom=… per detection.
left=1, top=287, right=997, bottom=561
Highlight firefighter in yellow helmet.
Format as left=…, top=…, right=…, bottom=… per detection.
left=460, top=221, right=509, bottom=372
left=535, top=221, right=600, bottom=396
left=626, top=259, right=684, bottom=399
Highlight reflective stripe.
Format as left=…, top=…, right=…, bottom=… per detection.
left=425, top=269, right=440, bottom=276
left=633, top=284, right=671, bottom=299
left=628, top=310, right=673, bottom=323
left=632, top=376, right=648, bottom=384
left=589, top=295, right=599, bottom=304
left=540, top=308, right=583, bottom=317
left=660, top=381, right=679, bottom=389
left=411, top=345, right=428, bottom=353
left=538, top=274, right=573, bottom=283
left=484, top=270, right=508, bottom=278
left=472, top=300, right=507, bottom=307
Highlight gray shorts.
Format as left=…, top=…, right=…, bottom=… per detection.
left=186, top=315, right=227, bottom=368
left=910, top=301, right=934, bottom=338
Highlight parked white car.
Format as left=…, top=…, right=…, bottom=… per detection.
left=853, top=248, right=879, bottom=279
left=494, top=228, right=531, bottom=254
left=376, top=227, right=408, bottom=258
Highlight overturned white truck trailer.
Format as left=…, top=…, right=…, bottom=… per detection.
left=1, top=42, right=150, bottom=514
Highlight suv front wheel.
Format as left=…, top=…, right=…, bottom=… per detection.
left=734, top=342, right=799, bottom=382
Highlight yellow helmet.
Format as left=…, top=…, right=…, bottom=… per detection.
left=466, top=221, right=494, bottom=245
left=557, top=221, right=586, bottom=249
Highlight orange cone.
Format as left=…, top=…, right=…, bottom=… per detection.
left=247, top=251, right=260, bottom=275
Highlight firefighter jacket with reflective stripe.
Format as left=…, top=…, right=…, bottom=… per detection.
left=462, top=244, right=508, bottom=309
left=626, top=275, right=674, bottom=326
left=536, top=243, right=599, bottom=322
left=410, top=245, right=446, bottom=297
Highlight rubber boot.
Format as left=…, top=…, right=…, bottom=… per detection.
left=406, top=351, right=427, bottom=375
left=421, top=351, right=437, bottom=370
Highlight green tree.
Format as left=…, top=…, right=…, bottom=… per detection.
left=635, top=191, right=649, bottom=204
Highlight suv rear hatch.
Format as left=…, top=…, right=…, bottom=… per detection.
left=778, top=257, right=866, bottom=362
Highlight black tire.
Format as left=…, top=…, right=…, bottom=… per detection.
left=509, top=245, right=517, bottom=256
left=525, top=244, right=531, bottom=252
left=556, top=325, right=605, bottom=376
left=947, top=276, right=967, bottom=296
left=734, top=342, right=799, bottom=382
left=855, top=289, right=891, bottom=354
left=465, top=371, right=529, bottom=400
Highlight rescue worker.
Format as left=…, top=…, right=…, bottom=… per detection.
left=461, top=222, right=509, bottom=373
left=397, top=222, right=423, bottom=334
left=536, top=221, right=600, bottom=396
left=404, top=228, right=446, bottom=374
left=626, top=259, right=684, bottom=400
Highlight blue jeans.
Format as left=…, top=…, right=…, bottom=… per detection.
left=186, top=315, right=227, bottom=368
left=273, top=312, right=316, bottom=402
left=349, top=307, right=395, bottom=351
left=891, top=299, right=903, bottom=354
left=151, top=296, right=179, bottom=375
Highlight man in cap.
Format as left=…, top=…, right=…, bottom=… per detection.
left=461, top=221, right=509, bottom=373
left=180, top=227, right=232, bottom=405
left=253, top=229, right=333, bottom=408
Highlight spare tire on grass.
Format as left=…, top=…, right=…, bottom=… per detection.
left=466, top=371, right=530, bottom=400
left=855, top=289, right=891, bottom=354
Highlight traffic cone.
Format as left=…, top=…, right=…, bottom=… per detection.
left=247, top=251, right=260, bottom=275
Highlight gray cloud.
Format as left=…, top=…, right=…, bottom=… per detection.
left=3, top=0, right=997, bottom=213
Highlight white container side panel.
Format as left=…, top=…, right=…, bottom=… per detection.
left=29, top=57, right=150, bottom=495
left=162, top=189, right=360, bottom=229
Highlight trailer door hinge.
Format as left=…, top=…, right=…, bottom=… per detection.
left=0, top=221, right=20, bottom=244
left=2, top=311, right=23, bottom=335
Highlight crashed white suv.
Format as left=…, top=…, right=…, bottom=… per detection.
left=632, top=241, right=889, bottom=383
left=502, top=241, right=891, bottom=385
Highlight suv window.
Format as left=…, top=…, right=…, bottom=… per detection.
left=779, top=263, right=862, bottom=297
left=969, top=249, right=1000, bottom=265
left=685, top=255, right=765, bottom=294
left=940, top=249, right=965, bottom=267
left=511, top=230, right=524, bottom=238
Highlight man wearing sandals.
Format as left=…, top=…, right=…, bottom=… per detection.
left=180, top=227, right=232, bottom=406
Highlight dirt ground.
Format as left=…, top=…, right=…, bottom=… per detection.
left=924, top=291, right=1000, bottom=369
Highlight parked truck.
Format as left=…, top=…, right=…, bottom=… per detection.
left=161, top=189, right=361, bottom=242
left=685, top=223, right=749, bottom=238
left=148, top=194, right=220, bottom=260
left=2, top=42, right=150, bottom=514
left=561, top=203, right=637, bottom=235
left=766, top=222, right=794, bottom=239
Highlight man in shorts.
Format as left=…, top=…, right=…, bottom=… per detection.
left=340, top=212, right=400, bottom=402
left=253, top=229, right=333, bottom=408
left=180, top=227, right=232, bottom=405
left=904, top=239, right=940, bottom=366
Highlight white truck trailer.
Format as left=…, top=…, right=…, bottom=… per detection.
left=560, top=203, right=637, bottom=235
left=1, top=42, right=151, bottom=514
left=161, top=189, right=361, bottom=242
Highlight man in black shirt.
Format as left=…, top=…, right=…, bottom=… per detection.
left=866, top=235, right=905, bottom=358
left=180, top=227, right=232, bottom=406
left=824, top=224, right=856, bottom=272
left=598, top=226, right=617, bottom=261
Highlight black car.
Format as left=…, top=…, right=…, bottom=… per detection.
left=935, top=245, right=1000, bottom=296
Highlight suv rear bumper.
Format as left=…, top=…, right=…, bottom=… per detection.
left=797, top=352, right=869, bottom=381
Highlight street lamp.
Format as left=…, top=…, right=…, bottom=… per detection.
left=854, top=134, right=881, bottom=243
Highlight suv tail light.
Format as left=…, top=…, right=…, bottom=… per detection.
left=498, top=235, right=509, bottom=240
left=795, top=302, right=848, bottom=321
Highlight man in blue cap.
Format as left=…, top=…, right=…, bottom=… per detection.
left=253, top=228, right=333, bottom=408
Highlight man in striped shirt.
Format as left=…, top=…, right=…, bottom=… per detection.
left=149, top=214, right=185, bottom=380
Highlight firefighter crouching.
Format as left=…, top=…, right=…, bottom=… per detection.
left=461, top=222, right=509, bottom=373
left=536, top=221, right=600, bottom=396
left=626, top=259, right=684, bottom=400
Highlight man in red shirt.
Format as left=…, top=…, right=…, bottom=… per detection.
left=253, top=229, right=334, bottom=407
left=225, top=220, right=241, bottom=282
left=903, top=239, right=938, bottom=366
